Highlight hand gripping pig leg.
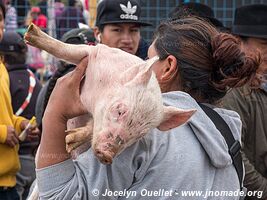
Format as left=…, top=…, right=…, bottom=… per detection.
left=24, top=23, right=90, bottom=64
left=65, top=119, right=94, bottom=153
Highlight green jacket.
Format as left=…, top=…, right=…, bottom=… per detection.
left=223, top=85, right=267, bottom=199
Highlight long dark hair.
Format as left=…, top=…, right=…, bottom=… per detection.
left=153, top=17, right=261, bottom=103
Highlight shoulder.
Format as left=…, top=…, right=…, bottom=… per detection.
left=224, top=85, right=253, bottom=103
left=223, top=85, right=265, bottom=115
left=214, top=107, right=242, bottom=141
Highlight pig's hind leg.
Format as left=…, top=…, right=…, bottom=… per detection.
left=24, top=23, right=90, bottom=65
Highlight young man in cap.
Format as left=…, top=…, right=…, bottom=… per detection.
left=0, top=1, right=39, bottom=200
left=94, top=0, right=151, bottom=58
left=223, top=4, right=267, bottom=200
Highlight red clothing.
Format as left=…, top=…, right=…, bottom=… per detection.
left=32, top=14, right=47, bottom=29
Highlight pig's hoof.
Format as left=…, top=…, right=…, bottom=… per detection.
left=27, top=23, right=39, bottom=34
left=65, top=126, right=92, bottom=144
left=95, top=150, right=113, bottom=165
left=66, top=141, right=84, bottom=153
left=27, top=23, right=34, bottom=31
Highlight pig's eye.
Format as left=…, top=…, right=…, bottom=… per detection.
left=110, top=103, right=128, bottom=122
left=117, top=105, right=126, bottom=116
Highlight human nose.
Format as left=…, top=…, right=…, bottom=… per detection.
left=120, top=33, right=133, bottom=44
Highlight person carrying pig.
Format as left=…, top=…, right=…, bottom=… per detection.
left=30, top=17, right=263, bottom=200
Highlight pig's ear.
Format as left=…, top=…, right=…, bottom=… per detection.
left=157, top=106, right=196, bottom=131
left=124, top=56, right=159, bottom=87
left=119, top=64, right=142, bottom=85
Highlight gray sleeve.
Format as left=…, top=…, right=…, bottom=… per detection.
left=36, top=140, right=150, bottom=200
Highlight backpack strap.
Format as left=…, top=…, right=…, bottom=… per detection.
left=198, top=103, right=244, bottom=190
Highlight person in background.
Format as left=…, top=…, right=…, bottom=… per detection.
left=37, top=0, right=47, bottom=17
left=169, top=2, right=223, bottom=27
left=0, top=1, right=39, bottom=200
left=3, top=0, right=17, bottom=31
left=0, top=31, right=42, bottom=200
left=94, top=0, right=151, bottom=58
left=54, top=0, right=64, bottom=18
left=168, top=2, right=229, bottom=33
left=27, top=6, right=47, bottom=31
left=80, top=0, right=89, bottom=25
left=56, top=0, right=86, bottom=39
left=34, top=17, right=262, bottom=200
left=222, top=4, right=267, bottom=200
left=24, top=7, right=46, bottom=74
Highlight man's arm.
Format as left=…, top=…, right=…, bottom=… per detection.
left=242, top=152, right=267, bottom=198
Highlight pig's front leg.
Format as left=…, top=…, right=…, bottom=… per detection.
left=24, top=23, right=90, bottom=65
left=65, top=119, right=94, bottom=156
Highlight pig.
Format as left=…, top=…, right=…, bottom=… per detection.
left=24, top=23, right=196, bottom=165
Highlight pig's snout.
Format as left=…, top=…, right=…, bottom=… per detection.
left=93, top=130, right=127, bottom=164
left=94, top=149, right=114, bottom=164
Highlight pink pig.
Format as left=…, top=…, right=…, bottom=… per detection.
left=24, top=23, right=196, bottom=164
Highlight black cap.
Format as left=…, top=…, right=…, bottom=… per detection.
left=232, top=4, right=267, bottom=39
left=169, top=2, right=224, bottom=28
left=95, top=0, right=151, bottom=27
left=0, top=31, right=27, bottom=53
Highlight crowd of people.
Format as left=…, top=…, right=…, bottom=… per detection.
left=0, top=0, right=266, bottom=200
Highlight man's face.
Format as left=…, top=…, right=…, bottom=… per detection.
left=99, top=23, right=141, bottom=55
left=31, top=12, right=39, bottom=19
left=0, top=8, right=4, bottom=42
left=242, top=37, right=267, bottom=74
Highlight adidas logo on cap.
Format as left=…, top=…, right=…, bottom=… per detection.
left=120, top=1, right=138, bottom=20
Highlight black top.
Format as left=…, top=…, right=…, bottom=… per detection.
left=7, top=63, right=42, bottom=153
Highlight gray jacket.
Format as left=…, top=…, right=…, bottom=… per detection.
left=36, top=91, right=242, bottom=200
